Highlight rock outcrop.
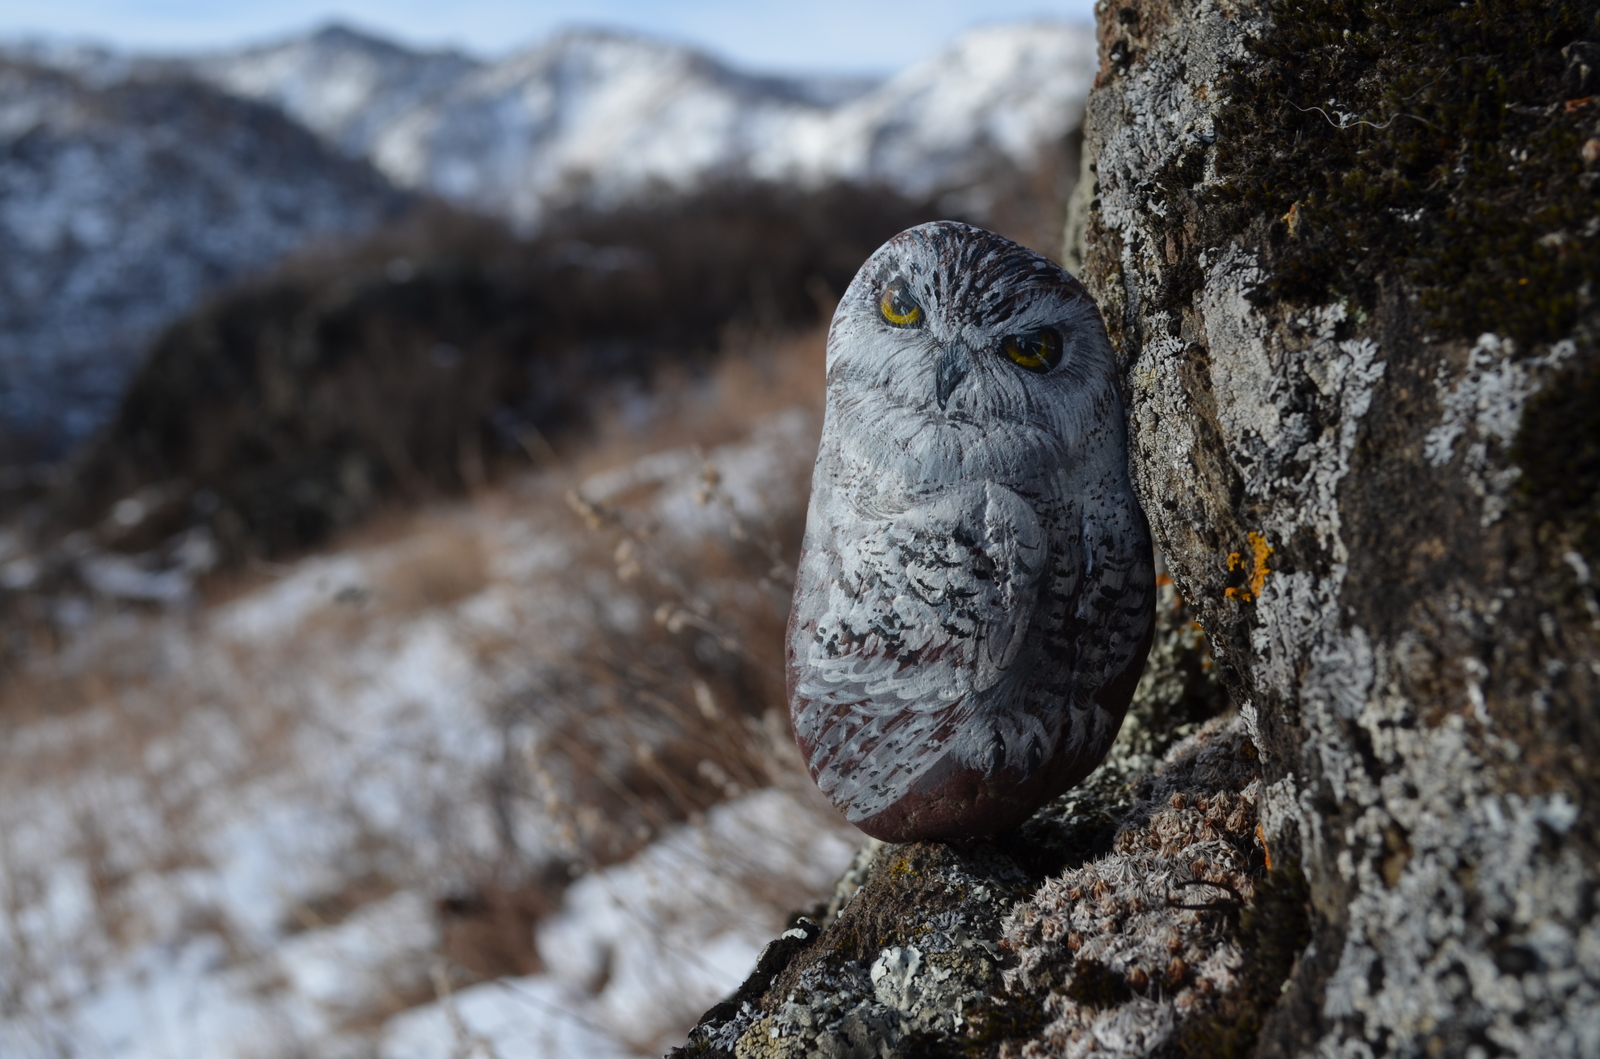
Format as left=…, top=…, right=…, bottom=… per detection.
left=674, top=2, right=1600, bottom=1055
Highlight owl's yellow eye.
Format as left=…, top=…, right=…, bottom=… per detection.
left=879, top=283, right=923, bottom=327
left=1001, top=329, right=1063, bottom=374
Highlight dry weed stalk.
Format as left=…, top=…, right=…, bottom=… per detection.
left=514, top=475, right=798, bottom=866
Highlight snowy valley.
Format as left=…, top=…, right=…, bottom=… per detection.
left=1, top=341, right=864, bottom=1057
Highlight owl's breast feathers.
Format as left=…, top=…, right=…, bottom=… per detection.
left=789, top=479, right=1086, bottom=821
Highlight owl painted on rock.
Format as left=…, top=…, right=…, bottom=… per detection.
left=787, top=221, right=1155, bottom=843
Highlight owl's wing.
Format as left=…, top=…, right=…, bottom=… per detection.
left=792, top=482, right=1047, bottom=818
left=1062, top=496, right=1156, bottom=708
left=801, top=481, right=1045, bottom=707
left=977, top=481, right=1047, bottom=682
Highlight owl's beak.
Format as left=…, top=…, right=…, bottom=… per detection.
left=934, top=344, right=972, bottom=410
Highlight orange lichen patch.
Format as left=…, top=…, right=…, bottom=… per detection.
left=1256, top=823, right=1273, bottom=873
left=1224, top=532, right=1273, bottom=602
left=1246, top=532, right=1272, bottom=596
left=1224, top=551, right=1244, bottom=601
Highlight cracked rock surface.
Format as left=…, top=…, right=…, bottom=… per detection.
left=675, top=715, right=1275, bottom=1059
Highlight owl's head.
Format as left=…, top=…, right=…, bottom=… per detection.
left=824, top=222, right=1119, bottom=468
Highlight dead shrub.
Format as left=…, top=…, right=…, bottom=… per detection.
left=486, top=331, right=840, bottom=870
left=284, top=874, right=402, bottom=934
left=437, top=869, right=571, bottom=981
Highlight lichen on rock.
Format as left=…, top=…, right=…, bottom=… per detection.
left=675, top=714, right=1279, bottom=1059
left=1083, top=1, right=1600, bottom=1055
left=1003, top=719, right=1271, bottom=1058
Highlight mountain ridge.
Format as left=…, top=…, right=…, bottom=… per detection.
left=0, top=54, right=407, bottom=459
left=180, top=19, right=1095, bottom=226
left=0, top=19, right=1095, bottom=457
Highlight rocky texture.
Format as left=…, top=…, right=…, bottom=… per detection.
left=675, top=2, right=1600, bottom=1055
left=1084, top=2, right=1600, bottom=1054
left=672, top=575, right=1264, bottom=1057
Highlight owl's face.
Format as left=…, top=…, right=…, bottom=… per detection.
left=824, top=222, right=1120, bottom=481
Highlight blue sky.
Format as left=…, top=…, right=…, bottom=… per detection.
left=0, top=0, right=1098, bottom=74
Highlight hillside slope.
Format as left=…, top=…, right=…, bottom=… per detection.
left=0, top=59, right=406, bottom=459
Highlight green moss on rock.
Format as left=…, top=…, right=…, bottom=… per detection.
left=1180, top=1, right=1600, bottom=347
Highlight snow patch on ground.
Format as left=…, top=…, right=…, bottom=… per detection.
left=382, top=977, right=634, bottom=1059
left=538, top=789, right=857, bottom=1047
left=0, top=413, right=853, bottom=1058
left=383, top=789, right=857, bottom=1057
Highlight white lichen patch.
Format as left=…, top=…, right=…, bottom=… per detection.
left=1197, top=238, right=1600, bottom=1059
left=1182, top=232, right=1599, bottom=1059
left=1200, top=261, right=1387, bottom=565
left=1319, top=699, right=1600, bottom=1055
left=1089, top=1, right=1260, bottom=241
left=727, top=850, right=1013, bottom=1059
left=1423, top=333, right=1577, bottom=525
left=869, top=945, right=924, bottom=1011
left=732, top=947, right=996, bottom=1058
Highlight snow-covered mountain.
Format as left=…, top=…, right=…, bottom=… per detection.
left=0, top=57, right=406, bottom=458
left=188, top=21, right=1095, bottom=227
left=187, top=24, right=481, bottom=161
left=759, top=23, right=1098, bottom=197
left=0, top=20, right=1096, bottom=458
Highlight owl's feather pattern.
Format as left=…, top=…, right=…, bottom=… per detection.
left=797, top=482, right=1050, bottom=801
left=787, top=221, right=1154, bottom=841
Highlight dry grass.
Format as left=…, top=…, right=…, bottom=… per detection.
left=437, top=872, right=570, bottom=980
left=375, top=520, right=492, bottom=613
left=0, top=323, right=848, bottom=1051
left=571, top=326, right=827, bottom=471
left=501, top=328, right=834, bottom=868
